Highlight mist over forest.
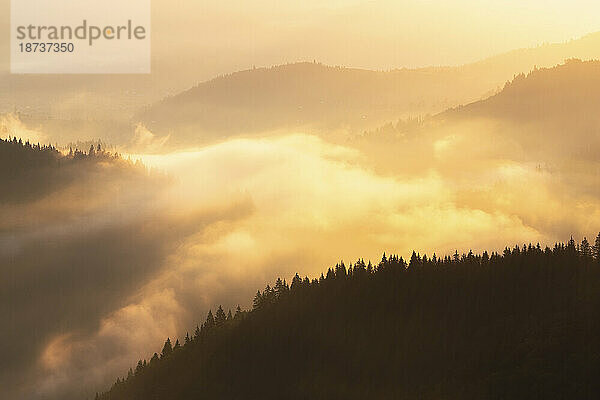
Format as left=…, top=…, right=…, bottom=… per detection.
left=4, top=17, right=600, bottom=399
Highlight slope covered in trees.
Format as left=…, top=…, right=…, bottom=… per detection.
left=0, top=137, right=144, bottom=203
left=366, top=59, right=600, bottom=140
left=137, top=61, right=472, bottom=146
left=440, top=58, right=600, bottom=165
left=355, top=59, right=600, bottom=177
left=136, top=32, right=600, bottom=149
left=1, top=137, right=177, bottom=400
left=98, top=237, right=600, bottom=400
left=453, top=59, right=600, bottom=117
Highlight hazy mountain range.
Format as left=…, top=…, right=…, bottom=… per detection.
left=135, top=32, right=600, bottom=149
left=5, top=30, right=600, bottom=400
left=5, top=32, right=600, bottom=149
left=357, top=58, right=600, bottom=169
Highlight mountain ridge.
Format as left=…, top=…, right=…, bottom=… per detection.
left=96, top=238, right=600, bottom=400
left=136, top=32, right=600, bottom=150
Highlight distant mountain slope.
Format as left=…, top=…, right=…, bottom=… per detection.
left=357, top=58, right=600, bottom=174
left=98, top=240, right=600, bottom=400
left=437, top=58, right=600, bottom=159
left=137, top=32, right=600, bottom=149
left=136, top=61, right=473, bottom=148
left=446, top=58, right=600, bottom=120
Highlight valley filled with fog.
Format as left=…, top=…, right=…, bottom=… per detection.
left=4, top=32, right=600, bottom=400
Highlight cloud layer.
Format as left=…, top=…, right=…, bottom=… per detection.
left=5, top=128, right=600, bottom=400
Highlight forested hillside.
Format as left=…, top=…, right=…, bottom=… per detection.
left=0, top=138, right=167, bottom=400
left=137, top=62, right=469, bottom=146
left=98, top=237, right=600, bottom=400
left=355, top=58, right=600, bottom=178
left=0, top=137, right=143, bottom=203
left=136, top=32, right=600, bottom=150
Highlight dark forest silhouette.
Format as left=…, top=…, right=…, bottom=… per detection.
left=0, top=137, right=145, bottom=203
left=1, top=137, right=176, bottom=400
left=97, top=236, right=600, bottom=400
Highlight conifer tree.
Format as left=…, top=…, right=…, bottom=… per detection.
left=215, top=306, right=227, bottom=326
left=581, top=237, right=591, bottom=257
left=135, top=360, right=144, bottom=374
left=204, top=310, right=215, bottom=329
left=253, top=291, right=263, bottom=310
left=161, top=338, right=173, bottom=358
left=593, top=232, right=600, bottom=260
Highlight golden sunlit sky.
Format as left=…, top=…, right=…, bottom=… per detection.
left=2, top=0, right=600, bottom=80
left=4, top=2, right=600, bottom=399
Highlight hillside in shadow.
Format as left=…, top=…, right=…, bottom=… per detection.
left=0, top=138, right=142, bottom=204
left=98, top=238, right=600, bottom=400
left=0, top=138, right=191, bottom=400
